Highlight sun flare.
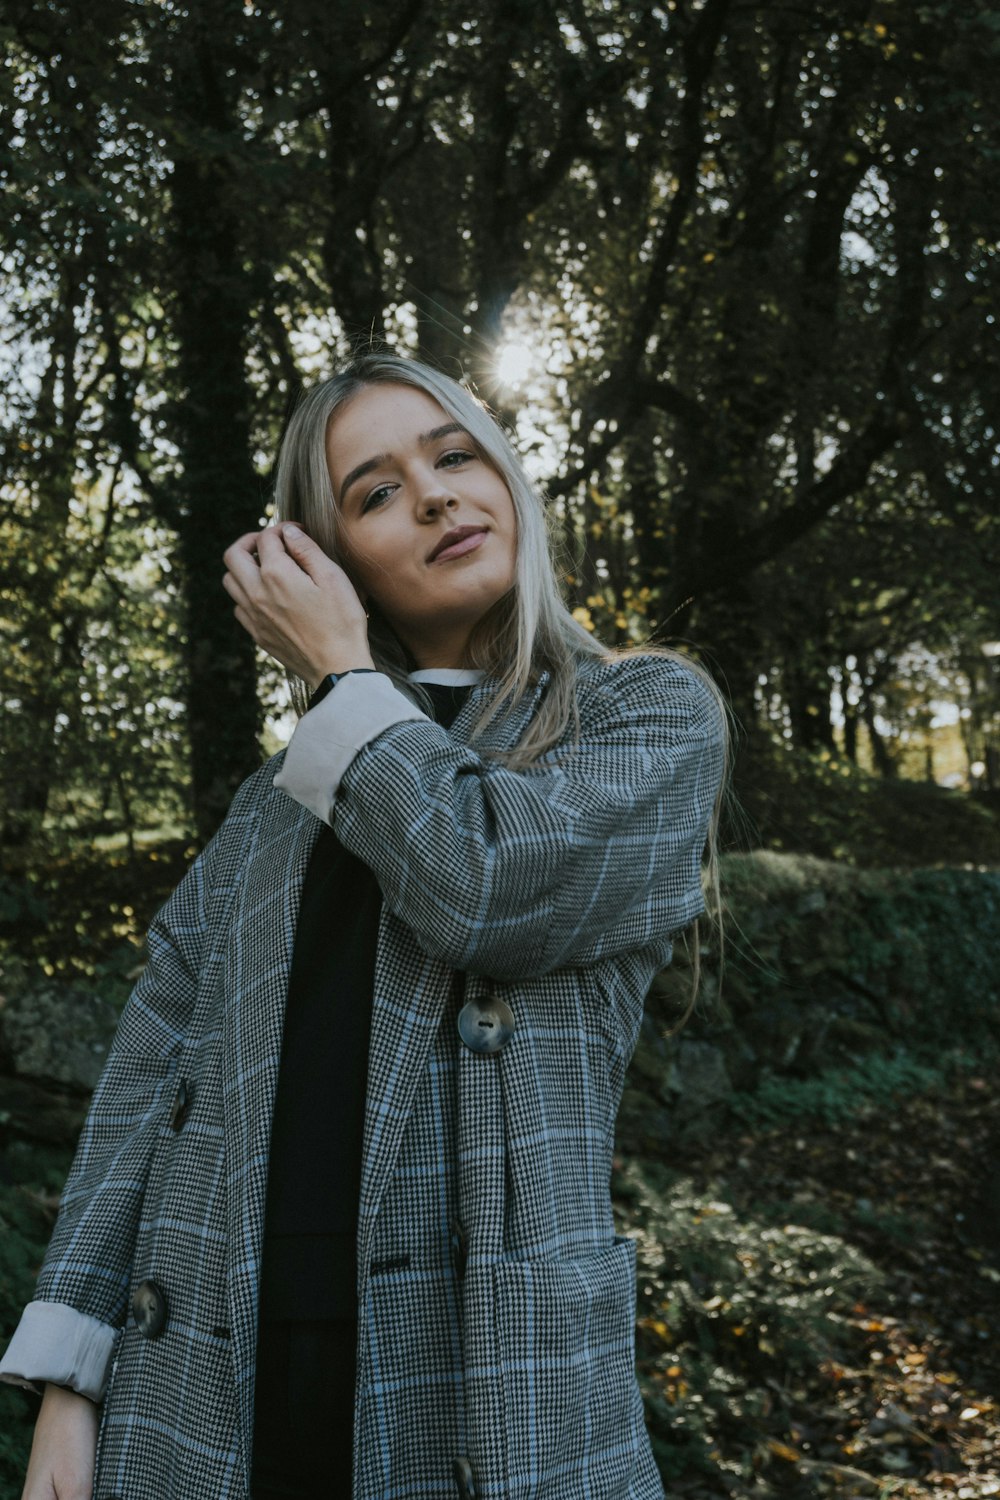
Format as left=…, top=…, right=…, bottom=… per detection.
left=495, top=341, right=536, bottom=389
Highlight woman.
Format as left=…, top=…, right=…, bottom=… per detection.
left=2, top=353, right=726, bottom=1499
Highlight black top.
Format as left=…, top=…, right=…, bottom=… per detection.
left=258, top=682, right=472, bottom=1321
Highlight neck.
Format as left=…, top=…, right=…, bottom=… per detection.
left=402, top=629, right=476, bottom=671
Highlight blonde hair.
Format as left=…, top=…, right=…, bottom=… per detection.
left=274, top=353, right=728, bottom=1020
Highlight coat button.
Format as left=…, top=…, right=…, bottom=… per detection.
left=168, top=1077, right=190, bottom=1132
left=131, top=1279, right=169, bottom=1339
left=449, top=1217, right=468, bottom=1281
left=453, top=1456, right=477, bottom=1499
left=457, top=996, right=514, bottom=1054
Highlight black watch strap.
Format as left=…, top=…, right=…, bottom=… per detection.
left=307, top=668, right=377, bottom=712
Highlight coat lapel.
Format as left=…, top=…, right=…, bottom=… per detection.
left=222, top=787, right=321, bottom=1483
left=356, top=674, right=549, bottom=1259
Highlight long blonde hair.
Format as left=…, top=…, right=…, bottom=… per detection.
left=273, top=351, right=607, bottom=763
left=274, top=353, right=728, bottom=1017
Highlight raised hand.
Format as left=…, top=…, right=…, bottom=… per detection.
left=222, top=524, right=375, bottom=689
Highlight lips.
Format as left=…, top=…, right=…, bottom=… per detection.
left=427, top=526, right=488, bottom=563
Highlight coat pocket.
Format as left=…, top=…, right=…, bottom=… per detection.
left=493, top=1237, right=643, bottom=1498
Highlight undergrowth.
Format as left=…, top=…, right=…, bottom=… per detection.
left=614, top=1156, right=885, bottom=1487
left=729, top=1049, right=953, bottom=1129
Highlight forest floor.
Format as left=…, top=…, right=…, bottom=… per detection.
left=3, top=1071, right=996, bottom=1497
left=625, top=1067, right=1000, bottom=1498
left=2, top=756, right=999, bottom=1495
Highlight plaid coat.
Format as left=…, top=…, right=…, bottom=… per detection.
left=29, top=652, right=724, bottom=1499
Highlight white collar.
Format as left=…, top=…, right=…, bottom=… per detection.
left=407, top=668, right=486, bottom=686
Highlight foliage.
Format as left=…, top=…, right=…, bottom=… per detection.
left=708, top=851, right=1000, bottom=1061
left=733, top=733, right=1000, bottom=869
left=1, top=475, right=192, bottom=859
left=626, top=836, right=1000, bottom=1150
left=729, top=1049, right=949, bottom=1130
left=619, top=1070, right=1000, bottom=1497
left=3, top=0, right=999, bottom=854
left=615, top=1154, right=886, bottom=1484
left=0, top=839, right=192, bottom=983
left=0, top=878, right=48, bottom=929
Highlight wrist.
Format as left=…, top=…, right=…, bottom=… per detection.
left=305, top=650, right=376, bottom=693
left=41, top=1380, right=99, bottom=1410
left=306, top=667, right=378, bottom=710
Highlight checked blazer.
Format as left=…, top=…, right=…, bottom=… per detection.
left=23, top=650, right=725, bottom=1499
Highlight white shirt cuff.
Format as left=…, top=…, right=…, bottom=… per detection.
left=273, top=671, right=428, bottom=824
left=0, top=1301, right=118, bottom=1402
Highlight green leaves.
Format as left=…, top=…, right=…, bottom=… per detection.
left=4, top=0, right=997, bottom=847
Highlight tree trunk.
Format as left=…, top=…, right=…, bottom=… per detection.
left=686, top=584, right=761, bottom=735
left=413, top=275, right=472, bottom=379
left=1, top=701, right=58, bottom=859
left=861, top=697, right=896, bottom=778
left=167, top=28, right=264, bottom=841
left=785, top=661, right=837, bottom=754
left=842, top=664, right=859, bottom=762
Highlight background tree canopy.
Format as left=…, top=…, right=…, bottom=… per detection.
left=3, top=9, right=1000, bottom=1495
left=3, top=0, right=998, bottom=847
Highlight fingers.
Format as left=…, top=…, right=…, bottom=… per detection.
left=222, top=527, right=297, bottom=607
left=257, top=525, right=306, bottom=581
left=272, top=521, right=332, bottom=581
left=221, top=569, right=247, bottom=608
left=229, top=525, right=315, bottom=585
left=223, top=530, right=265, bottom=566
left=222, top=531, right=266, bottom=597
left=220, top=522, right=370, bottom=681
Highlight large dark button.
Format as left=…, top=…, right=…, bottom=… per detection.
left=457, top=996, right=514, bottom=1054
left=168, top=1077, right=190, bottom=1132
left=453, top=1456, right=477, bottom=1499
left=449, top=1217, right=468, bottom=1281
left=131, top=1279, right=168, bottom=1339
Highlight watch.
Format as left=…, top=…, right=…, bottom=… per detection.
left=307, top=668, right=377, bottom=711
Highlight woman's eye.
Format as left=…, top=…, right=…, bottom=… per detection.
left=361, top=483, right=395, bottom=513
left=439, top=449, right=476, bottom=468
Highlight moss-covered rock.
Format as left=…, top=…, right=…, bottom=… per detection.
left=624, top=854, right=1000, bottom=1140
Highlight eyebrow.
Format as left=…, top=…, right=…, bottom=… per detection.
left=338, top=422, right=471, bottom=504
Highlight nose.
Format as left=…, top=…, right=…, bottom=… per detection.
left=415, top=464, right=459, bottom=520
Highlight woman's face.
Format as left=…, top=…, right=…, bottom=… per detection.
left=325, top=382, right=518, bottom=668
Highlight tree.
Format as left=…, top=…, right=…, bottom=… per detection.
left=4, top=0, right=998, bottom=852
left=0, top=0, right=179, bottom=852
left=539, top=1, right=999, bottom=730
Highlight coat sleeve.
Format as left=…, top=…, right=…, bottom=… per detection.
left=0, top=770, right=266, bottom=1398
left=331, top=654, right=725, bottom=980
